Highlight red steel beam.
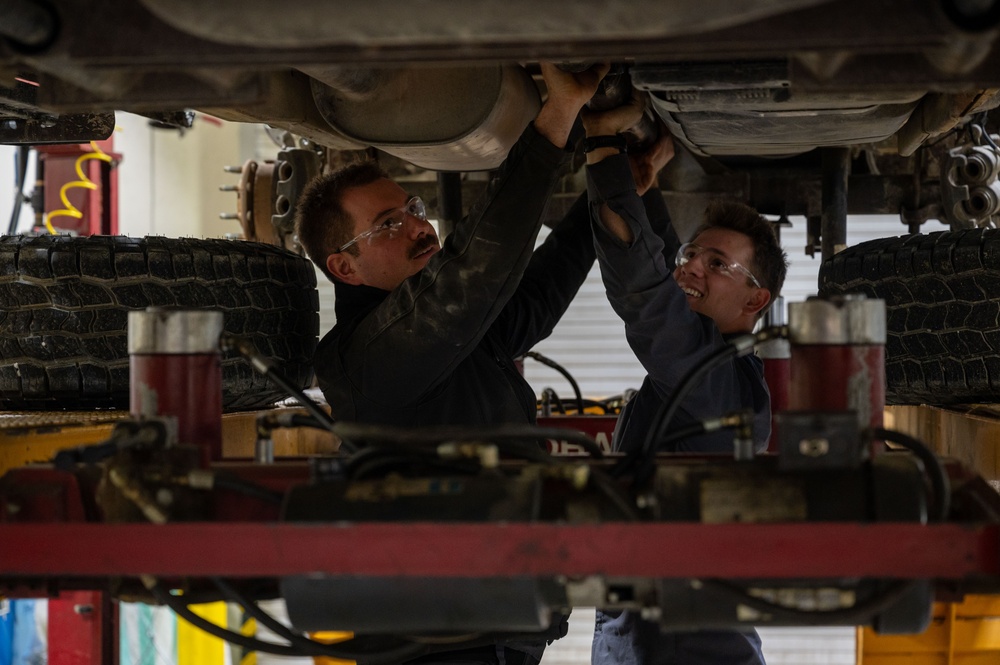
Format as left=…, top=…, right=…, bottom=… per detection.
left=0, top=522, right=997, bottom=579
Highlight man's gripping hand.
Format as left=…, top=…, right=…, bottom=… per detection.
left=629, top=125, right=675, bottom=196
left=535, top=61, right=610, bottom=149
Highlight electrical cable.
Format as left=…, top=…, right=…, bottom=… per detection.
left=537, top=396, right=610, bottom=415
left=870, top=427, right=951, bottom=521
left=700, top=579, right=918, bottom=625
left=221, top=333, right=357, bottom=454
left=976, top=112, right=999, bottom=150
left=349, top=449, right=480, bottom=481
left=212, top=473, right=284, bottom=504
left=266, top=367, right=350, bottom=448
left=616, top=343, right=734, bottom=479
left=8, top=146, right=29, bottom=234
left=649, top=422, right=716, bottom=452
left=639, top=339, right=742, bottom=456
left=332, top=421, right=603, bottom=459
left=587, top=466, right=642, bottom=520
left=540, top=387, right=565, bottom=415
left=525, top=351, right=585, bottom=415
left=210, top=577, right=429, bottom=663
left=144, top=578, right=304, bottom=657
left=620, top=327, right=784, bottom=480
left=613, top=419, right=750, bottom=482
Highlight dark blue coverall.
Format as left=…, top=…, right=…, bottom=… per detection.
left=587, top=153, right=770, bottom=665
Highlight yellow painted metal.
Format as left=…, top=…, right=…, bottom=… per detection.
left=310, top=631, right=356, bottom=665
left=177, top=601, right=228, bottom=665
left=0, top=406, right=340, bottom=475
left=0, top=412, right=125, bottom=474
left=858, top=595, right=1000, bottom=664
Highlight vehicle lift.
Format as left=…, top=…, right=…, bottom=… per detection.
left=0, top=297, right=999, bottom=664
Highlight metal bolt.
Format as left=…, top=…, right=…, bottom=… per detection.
left=73, top=604, right=94, bottom=616
left=733, top=438, right=755, bottom=461
left=255, top=436, right=275, bottom=464
left=639, top=607, right=662, bottom=621
left=223, top=165, right=243, bottom=173
left=138, top=427, right=160, bottom=444
left=219, top=185, right=238, bottom=192
left=799, top=438, right=830, bottom=457
left=219, top=212, right=239, bottom=220
left=156, top=489, right=174, bottom=506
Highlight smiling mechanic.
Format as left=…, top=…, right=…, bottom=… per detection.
left=582, top=105, right=788, bottom=665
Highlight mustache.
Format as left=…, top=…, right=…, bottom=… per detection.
left=409, top=235, right=439, bottom=259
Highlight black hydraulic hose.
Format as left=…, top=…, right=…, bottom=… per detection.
left=625, top=327, right=785, bottom=480
left=622, top=339, right=734, bottom=479
left=588, top=466, right=642, bottom=520
left=220, top=333, right=357, bottom=454
left=212, top=577, right=313, bottom=648
left=540, top=387, right=565, bottom=415
left=211, top=577, right=429, bottom=664
left=159, top=578, right=423, bottom=664
left=212, top=473, right=284, bottom=505
left=539, top=395, right=610, bottom=416
left=145, top=578, right=304, bottom=657
left=255, top=411, right=360, bottom=460
left=525, top=351, right=585, bottom=415
left=262, top=366, right=342, bottom=440
left=980, top=116, right=999, bottom=150
left=332, top=421, right=603, bottom=459
left=348, top=448, right=479, bottom=481
left=634, top=422, right=713, bottom=462
left=871, top=427, right=951, bottom=522
left=612, top=417, right=753, bottom=480
left=640, top=334, right=748, bottom=457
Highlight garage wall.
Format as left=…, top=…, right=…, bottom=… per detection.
left=115, top=112, right=247, bottom=239
left=0, top=112, right=248, bottom=239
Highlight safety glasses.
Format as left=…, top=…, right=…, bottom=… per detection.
left=675, top=242, right=762, bottom=288
left=334, top=195, right=427, bottom=253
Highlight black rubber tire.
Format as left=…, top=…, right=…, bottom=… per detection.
left=0, top=235, right=319, bottom=411
left=818, top=228, right=1000, bottom=405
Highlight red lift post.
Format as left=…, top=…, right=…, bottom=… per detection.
left=34, top=138, right=120, bottom=236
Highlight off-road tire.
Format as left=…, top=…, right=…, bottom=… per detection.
left=818, top=228, right=1000, bottom=405
left=0, top=235, right=319, bottom=411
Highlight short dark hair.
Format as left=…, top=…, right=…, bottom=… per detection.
left=693, top=201, right=788, bottom=319
left=294, top=161, right=388, bottom=281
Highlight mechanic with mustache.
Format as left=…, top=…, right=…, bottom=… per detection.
left=293, top=62, right=610, bottom=665
left=295, top=62, right=606, bottom=431
left=582, top=103, right=788, bottom=665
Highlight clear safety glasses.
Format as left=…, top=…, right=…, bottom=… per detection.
left=334, top=195, right=427, bottom=253
left=675, top=242, right=762, bottom=288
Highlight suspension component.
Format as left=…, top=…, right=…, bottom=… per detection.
left=942, top=124, right=1000, bottom=227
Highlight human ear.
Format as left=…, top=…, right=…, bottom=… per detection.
left=327, top=252, right=362, bottom=286
left=745, top=287, right=771, bottom=318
